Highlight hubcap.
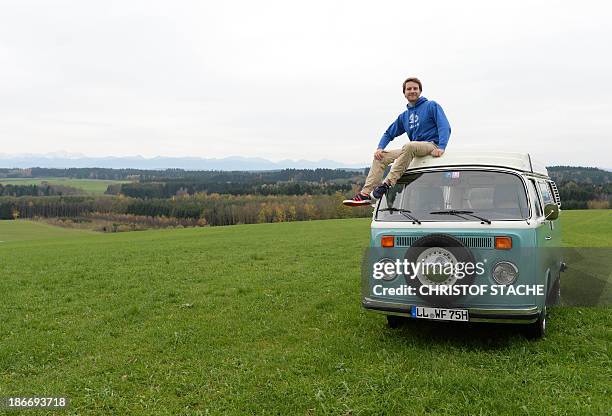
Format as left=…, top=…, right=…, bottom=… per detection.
left=415, top=247, right=459, bottom=286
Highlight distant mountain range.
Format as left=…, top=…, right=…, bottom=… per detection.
left=1, top=153, right=609, bottom=172
left=0, top=153, right=366, bottom=171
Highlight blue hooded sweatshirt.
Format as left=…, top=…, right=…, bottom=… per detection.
left=377, top=96, right=451, bottom=150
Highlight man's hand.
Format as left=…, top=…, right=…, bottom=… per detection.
left=374, top=148, right=385, bottom=161
left=430, top=148, right=445, bottom=157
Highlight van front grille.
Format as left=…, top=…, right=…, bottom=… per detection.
left=395, top=235, right=494, bottom=249
left=458, top=236, right=494, bottom=249
left=395, top=236, right=421, bottom=247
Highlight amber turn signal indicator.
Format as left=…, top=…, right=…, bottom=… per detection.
left=495, top=236, right=512, bottom=250
left=381, top=236, right=395, bottom=248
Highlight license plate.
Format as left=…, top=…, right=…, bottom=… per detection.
left=411, top=306, right=469, bottom=322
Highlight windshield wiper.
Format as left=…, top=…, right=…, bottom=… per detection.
left=429, top=210, right=492, bottom=224
left=378, top=208, right=421, bottom=224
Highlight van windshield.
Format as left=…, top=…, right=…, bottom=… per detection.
left=376, top=170, right=529, bottom=222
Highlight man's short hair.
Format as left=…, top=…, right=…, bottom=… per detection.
left=403, top=77, right=422, bottom=93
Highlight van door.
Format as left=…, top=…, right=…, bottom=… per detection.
left=538, top=179, right=562, bottom=289
left=527, top=179, right=550, bottom=300
left=534, top=179, right=556, bottom=296
left=538, top=180, right=561, bottom=243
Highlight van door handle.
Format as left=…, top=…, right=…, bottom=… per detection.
left=545, top=236, right=552, bottom=240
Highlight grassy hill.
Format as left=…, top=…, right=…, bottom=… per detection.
left=0, top=211, right=610, bottom=414
left=0, top=219, right=96, bottom=242
left=0, top=177, right=129, bottom=195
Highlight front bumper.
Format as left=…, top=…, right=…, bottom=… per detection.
left=362, top=297, right=540, bottom=324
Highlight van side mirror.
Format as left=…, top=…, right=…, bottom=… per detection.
left=544, top=204, right=559, bottom=220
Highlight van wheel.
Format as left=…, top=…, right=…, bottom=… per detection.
left=524, top=306, right=547, bottom=339
left=386, top=315, right=404, bottom=329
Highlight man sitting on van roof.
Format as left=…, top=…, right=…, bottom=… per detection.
left=343, top=77, right=451, bottom=206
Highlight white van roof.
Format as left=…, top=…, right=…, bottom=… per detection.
left=407, top=151, right=548, bottom=177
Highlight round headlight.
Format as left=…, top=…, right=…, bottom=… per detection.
left=492, top=261, right=519, bottom=285
left=376, top=258, right=398, bottom=281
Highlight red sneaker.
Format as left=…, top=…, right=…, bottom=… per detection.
left=343, top=193, right=373, bottom=206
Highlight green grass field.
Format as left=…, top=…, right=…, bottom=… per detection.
left=0, top=220, right=95, bottom=243
left=0, top=211, right=610, bottom=415
left=0, top=177, right=130, bottom=195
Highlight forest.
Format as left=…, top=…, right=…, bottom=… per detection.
left=0, top=166, right=609, bottom=230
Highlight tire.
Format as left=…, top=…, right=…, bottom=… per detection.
left=403, top=234, right=477, bottom=305
left=524, top=306, right=547, bottom=339
left=386, top=315, right=404, bottom=329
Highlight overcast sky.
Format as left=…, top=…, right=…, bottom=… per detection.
left=1, top=0, right=611, bottom=167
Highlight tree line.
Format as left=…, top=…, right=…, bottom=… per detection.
left=111, top=181, right=353, bottom=198
left=0, top=183, right=82, bottom=197
left=0, top=165, right=608, bottom=229
left=0, top=193, right=371, bottom=226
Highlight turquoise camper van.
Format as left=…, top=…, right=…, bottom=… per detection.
left=362, top=152, right=565, bottom=338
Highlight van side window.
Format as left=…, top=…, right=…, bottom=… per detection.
left=548, top=181, right=561, bottom=207
left=529, top=179, right=543, bottom=217
left=538, top=181, right=554, bottom=206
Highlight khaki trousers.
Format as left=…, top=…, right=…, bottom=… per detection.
left=362, top=141, right=437, bottom=194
